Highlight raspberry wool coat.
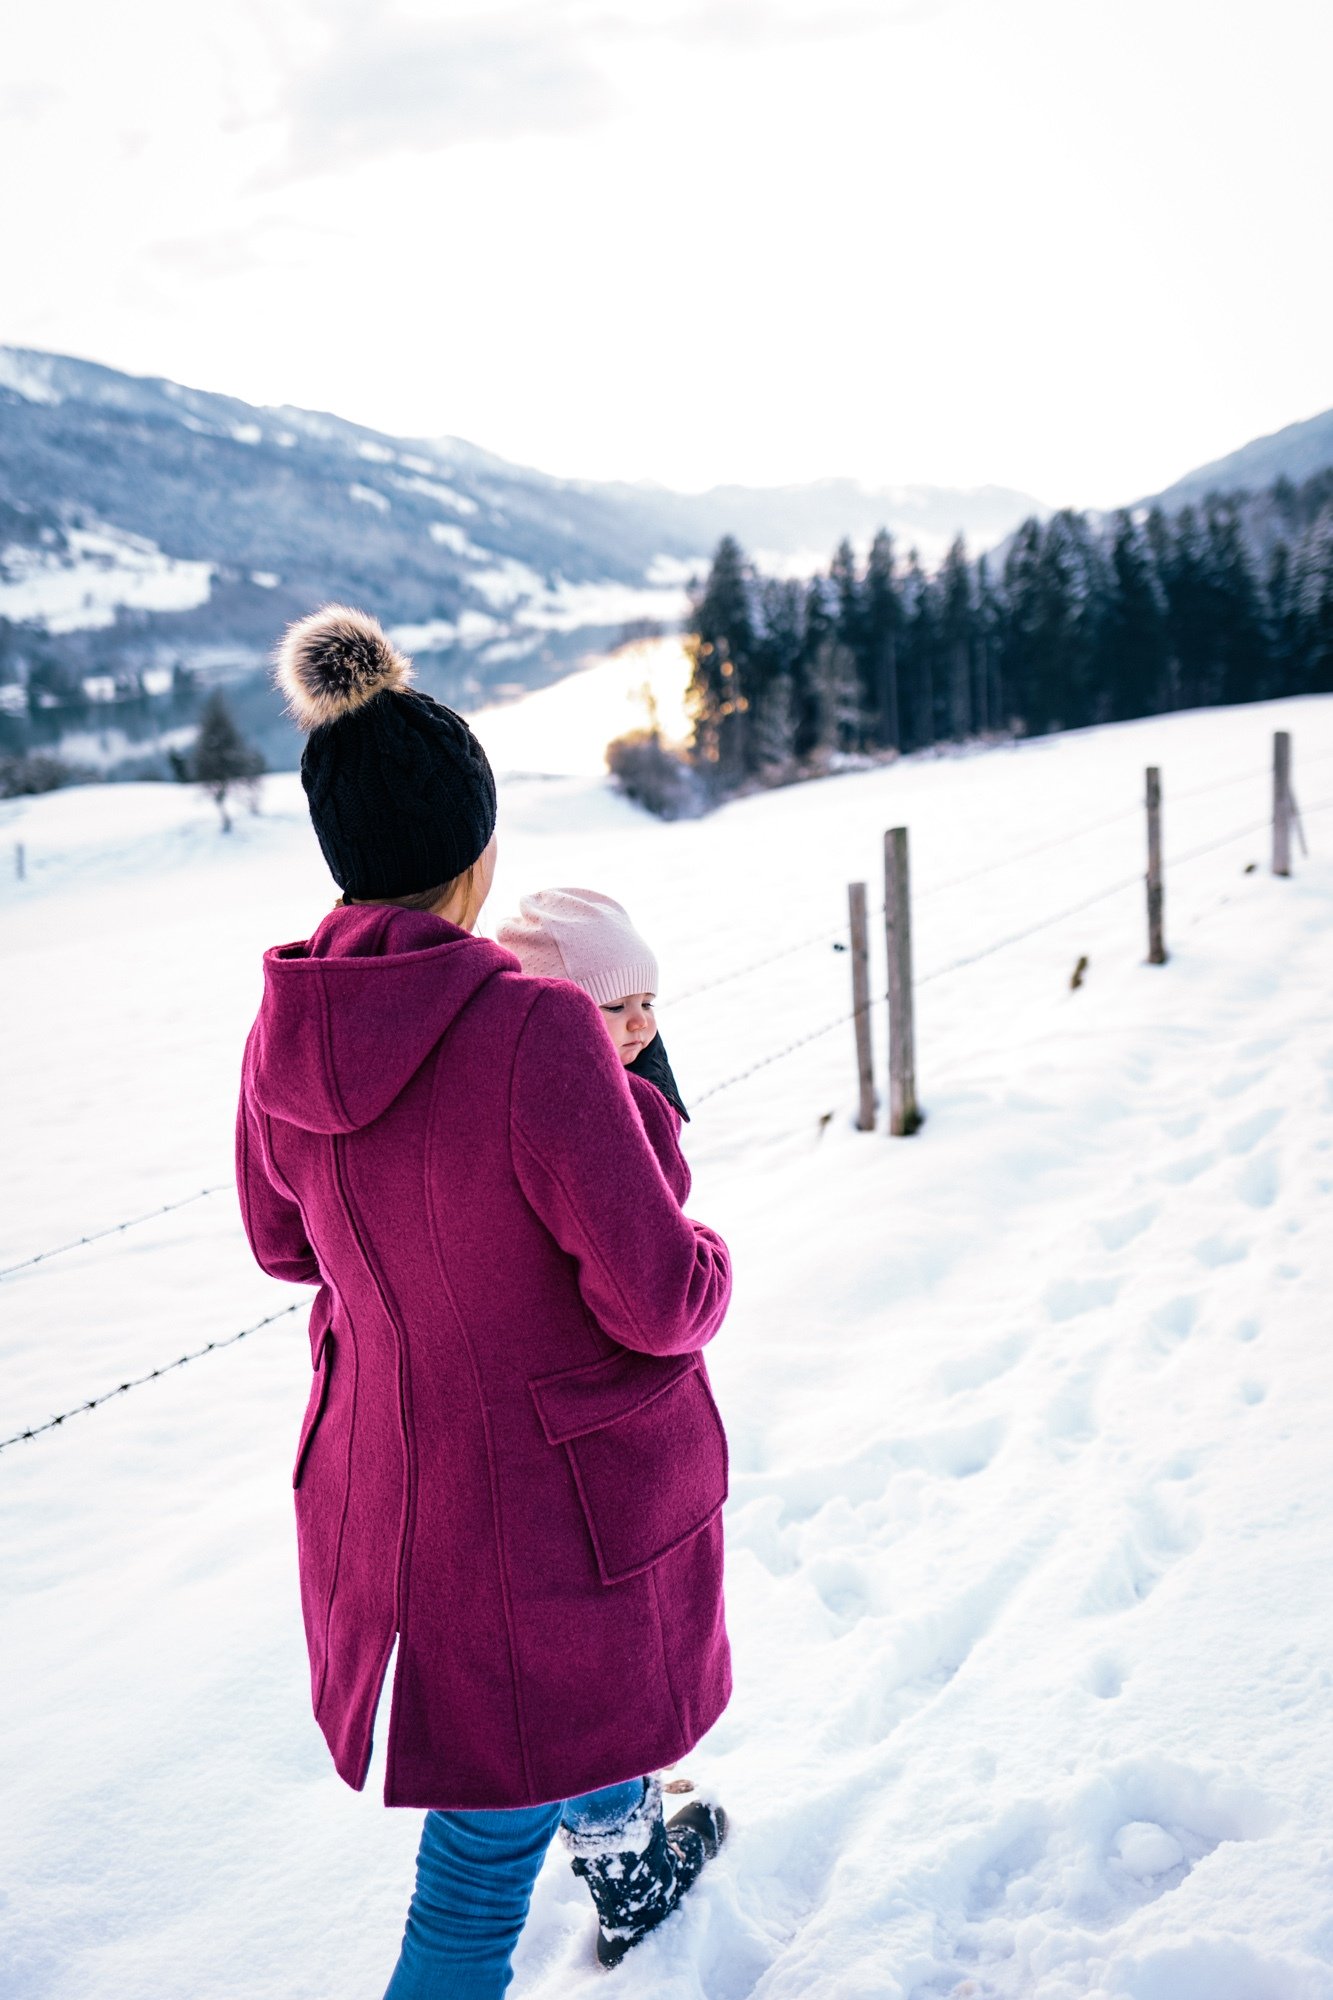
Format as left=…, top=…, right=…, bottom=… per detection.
left=235, top=902, right=733, bottom=1810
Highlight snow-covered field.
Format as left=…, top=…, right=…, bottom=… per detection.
left=3, top=683, right=1332, bottom=2000
left=0, top=524, right=214, bottom=633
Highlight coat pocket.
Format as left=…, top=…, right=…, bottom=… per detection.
left=292, top=1322, right=333, bottom=1490
left=529, top=1350, right=728, bottom=1585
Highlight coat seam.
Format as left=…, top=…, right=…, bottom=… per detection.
left=426, top=1046, right=539, bottom=1801
left=327, top=1134, right=416, bottom=1770
left=236, top=1078, right=258, bottom=1249
left=318, top=978, right=353, bottom=1130
left=648, top=1564, right=686, bottom=1742
left=314, top=1134, right=361, bottom=1715
left=508, top=986, right=606, bottom=1364
left=510, top=1121, right=642, bottom=1339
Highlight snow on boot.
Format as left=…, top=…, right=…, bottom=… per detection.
left=562, top=1774, right=728, bottom=1969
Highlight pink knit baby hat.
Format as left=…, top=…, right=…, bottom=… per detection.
left=497, top=888, right=660, bottom=1006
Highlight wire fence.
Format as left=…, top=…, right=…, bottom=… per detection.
left=4, top=769, right=1328, bottom=1455
left=0, top=1302, right=303, bottom=1455
left=0, top=1185, right=232, bottom=1281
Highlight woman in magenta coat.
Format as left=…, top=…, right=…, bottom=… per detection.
left=235, top=608, right=733, bottom=1993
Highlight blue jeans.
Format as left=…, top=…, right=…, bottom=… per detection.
left=382, top=1778, right=647, bottom=1999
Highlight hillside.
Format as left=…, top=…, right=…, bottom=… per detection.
left=0, top=346, right=1045, bottom=775
left=1144, top=405, right=1333, bottom=512
left=3, top=684, right=1333, bottom=1998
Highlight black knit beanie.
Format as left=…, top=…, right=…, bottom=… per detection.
left=274, top=605, right=497, bottom=899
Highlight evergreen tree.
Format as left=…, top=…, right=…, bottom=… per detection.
left=685, top=536, right=756, bottom=788
left=752, top=576, right=806, bottom=773
left=1103, top=511, right=1169, bottom=721
left=192, top=690, right=265, bottom=832
left=1294, top=509, right=1333, bottom=694
left=829, top=538, right=866, bottom=744
left=862, top=529, right=902, bottom=749
left=1265, top=541, right=1299, bottom=699
left=795, top=575, right=835, bottom=758
left=1153, top=504, right=1214, bottom=707
left=1203, top=500, right=1267, bottom=705
left=999, top=517, right=1045, bottom=732
left=678, top=465, right=1320, bottom=806
left=937, top=535, right=974, bottom=740
left=974, top=554, right=1004, bottom=733
left=899, top=551, right=937, bottom=750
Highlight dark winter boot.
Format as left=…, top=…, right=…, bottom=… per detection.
left=562, top=1774, right=728, bottom=1969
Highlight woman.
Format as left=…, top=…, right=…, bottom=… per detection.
left=235, top=606, right=733, bottom=1996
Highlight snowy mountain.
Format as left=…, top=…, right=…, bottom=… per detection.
left=0, top=346, right=1049, bottom=775
left=0, top=346, right=700, bottom=723
left=1144, top=405, right=1333, bottom=511
left=3, top=682, right=1333, bottom=1996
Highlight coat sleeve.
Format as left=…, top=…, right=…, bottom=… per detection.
left=235, top=1042, right=322, bottom=1287
left=510, top=985, right=730, bottom=1357
left=627, top=1072, right=691, bottom=1206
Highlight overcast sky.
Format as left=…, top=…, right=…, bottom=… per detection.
left=4, top=0, right=1330, bottom=508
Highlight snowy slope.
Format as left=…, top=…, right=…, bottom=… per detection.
left=2, top=690, right=1333, bottom=2000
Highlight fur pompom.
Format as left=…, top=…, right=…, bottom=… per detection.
left=274, top=605, right=413, bottom=731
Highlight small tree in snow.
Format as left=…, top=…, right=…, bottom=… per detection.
left=192, top=691, right=265, bottom=831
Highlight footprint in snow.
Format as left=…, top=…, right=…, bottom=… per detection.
left=1093, top=1202, right=1159, bottom=1252
left=1078, top=1492, right=1200, bottom=1617
left=1157, top=1147, right=1218, bottom=1185
left=1147, top=1294, right=1198, bottom=1353
left=1044, top=1276, right=1120, bottom=1323
left=1042, top=1355, right=1107, bottom=1456
left=809, top=1554, right=873, bottom=1629
left=925, top=1761, right=1271, bottom=1992
left=1213, top=1068, right=1263, bottom=1100
left=1193, top=1233, right=1250, bottom=1268
left=935, top=1330, right=1028, bottom=1396
left=1225, top=1105, right=1283, bottom=1154
left=1086, top=1652, right=1127, bottom=1700
left=1236, top=1151, right=1280, bottom=1209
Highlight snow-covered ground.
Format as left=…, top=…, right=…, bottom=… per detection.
left=0, top=524, right=214, bottom=633
left=2, top=685, right=1332, bottom=2000
left=465, top=634, right=692, bottom=774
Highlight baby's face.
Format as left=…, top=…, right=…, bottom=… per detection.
left=598, top=992, right=657, bottom=1067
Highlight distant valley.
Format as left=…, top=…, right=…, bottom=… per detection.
left=2, top=344, right=1330, bottom=777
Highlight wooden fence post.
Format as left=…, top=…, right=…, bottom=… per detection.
left=1273, top=731, right=1291, bottom=877
left=883, top=827, right=921, bottom=1136
left=1146, top=767, right=1166, bottom=964
left=847, top=881, right=875, bottom=1131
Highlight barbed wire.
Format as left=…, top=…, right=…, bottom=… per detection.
left=0, top=1185, right=232, bottom=1282
left=672, top=750, right=1333, bottom=990
left=5, top=784, right=1328, bottom=1454
left=693, top=792, right=1333, bottom=1092
left=693, top=994, right=878, bottom=1106
left=671, top=916, right=849, bottom=1005
left=0, top=1300, right=304, bottom=1455
left=917, top=873, right=1148, bottom=987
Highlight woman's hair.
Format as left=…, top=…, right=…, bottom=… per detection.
left=344, top=862, right=476, bottom=916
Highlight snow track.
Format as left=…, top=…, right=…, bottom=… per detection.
left=2, top=692, right=1332, bottom=1999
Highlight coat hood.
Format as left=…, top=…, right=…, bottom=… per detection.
left=250, top=903, right=519, bottom=1133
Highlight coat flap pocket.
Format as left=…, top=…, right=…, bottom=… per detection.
left=309, top=1287, right=333, bottom=1368
left=293, top=1330, right=333, bottom=1490
left=529, top=1348, right=697, bottom=1447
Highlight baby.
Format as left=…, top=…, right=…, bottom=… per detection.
left=497, top=887, right=690, bottom=1197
